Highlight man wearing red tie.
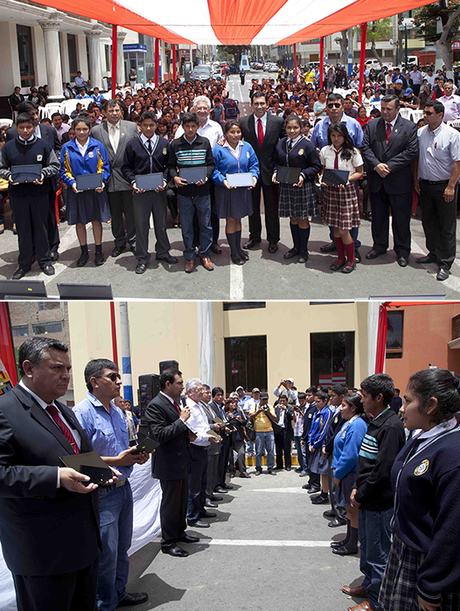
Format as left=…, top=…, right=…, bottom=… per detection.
left=362, top=94, right=418, bottom=267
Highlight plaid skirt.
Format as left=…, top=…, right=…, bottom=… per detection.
left=321, top=184, right=360, bottom=230
left=278, top=180, right=318, bottom=219
left=379, top=534, right=460, bottom=611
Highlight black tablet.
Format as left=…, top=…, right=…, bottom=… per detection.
left=135, top=173, right=164, bottom=191
left=131, top=438, right=159, bottom=454
left=76, top=173, right=103, bottom=191
left=277, top=166, right=302, bottom=184
left=11, top=164, right=42, bottom=183
left=60, top=451, right=114, bottom=486
left=179, top=166, right=206, bottom=184
left=322, top=169, right=349, bottom=187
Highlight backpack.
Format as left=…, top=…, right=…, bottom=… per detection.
left=223, top=98, right=239, bottom=119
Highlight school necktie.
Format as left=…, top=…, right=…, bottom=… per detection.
left=334, top=150, right=340, bottom=170
left=46, top=404, right=80, bottom=454
left=257, top=119, right=264, bottom=147
left=385, top=122, right=392, bottom=144
left=147, top=139, right=152, bottom=154
left=288, top=140, right=293, bottom=152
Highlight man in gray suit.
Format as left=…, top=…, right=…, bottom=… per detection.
left=92, top=100, right=138, bottom=257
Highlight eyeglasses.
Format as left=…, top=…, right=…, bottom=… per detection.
left=98, top=372, right=121, bottom=382
left=423, top=111, right=435, bottom=116
left=327, top=103, right=342, bottom=109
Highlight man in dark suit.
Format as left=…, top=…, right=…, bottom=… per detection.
left=7, top=100, right=61, bottom=261
left=240, top=91, right=285, bottom=253
left=145, top=369, right=199, bottom=557
left=92, top=100, right=138, bottom=257
left=362, top=94, right=419, bottom=266
left=274, top=395, right=293, bottom=470
left=0, top=336, right=101, bottom=611
left=8, top=87, right=24, bottom=114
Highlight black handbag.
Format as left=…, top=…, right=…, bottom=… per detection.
left=245, top=419, right=256, bottom=442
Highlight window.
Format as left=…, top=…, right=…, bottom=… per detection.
left=223, top=302, right=266, bottom=311
left=67, top=34, right=78, bottom=78
left=17, top=25, right=35, bottom=87
left=32, top=322, right=63, bottom=335
left=386, top=311, right=404, bottom=359
left=224, top=336, right=267, bottom=392
left=310, top=332, right=355, bottom=388
left=12, top=325, right=29, bottom=337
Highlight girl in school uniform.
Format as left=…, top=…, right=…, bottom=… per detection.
left=308, top=390, right=333, bottom=505
left=273, top=115, right=321, bottom=263
left=320, top=121, right=363, bottom=273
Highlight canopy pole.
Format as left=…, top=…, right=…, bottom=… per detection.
left=293, top=43, right=298, bottom=83
left=319, top=37, right=324, bottom=88
left=155, top=38, right=160, bottom=87
left=172, top=44, right=176, bottom=81
left=111, top=24, right=117, bottom=99
left=358, top=22, right=368, bottom=104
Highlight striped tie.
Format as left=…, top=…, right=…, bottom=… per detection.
left=46, top=404, right=80, bottom=454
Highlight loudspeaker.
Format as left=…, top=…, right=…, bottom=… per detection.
left=137, top=374, right=160, bottom=422
left=159, top=360, right=179, bottom=374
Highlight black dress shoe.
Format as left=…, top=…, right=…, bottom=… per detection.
left=366, top=249, right=384, bottom=260
left=214, top=486, right=227, bottom=493
left=311, top=493, right=329, bottom=504
left=207, top=494, right=223, bottom=502
left=284, top=248, right=298, bottom=259
left=118, top=592, right=149, bottom=606
left=285, top=466, right=291, bottom=471
left=200, top=510, right=216, bottom=518
left=244, top=239, right=261, bottom=249
left=328, top=517, right=348, bottom=527
left=111, top=245, right=126, bottom=257
left=239, top=472, right=251, bottom=478
left=320, top=241, right=336, bottom=253
left=267, top=469, right=276, bottom=475
left=307, top=486, right=321, bottom=494
left=187, top=520, right=210, bottom=528
left=332, top=544, right=358, bottom=556
left=331, top=539, right=347, bottom=548
left=397, top=256, right=409, bottom=267
left=268, top=243, right=278, bottom=254
left=50, top=250, right=59, bottom=262
left=12, top=267, right=27, bottom=280
left=162, top=545, right=189, bottom=557
left=298, top=252, right=309, bottom=263
left=437, top=267, right=450, bottom=281
left=95, top=252, right=105, bottom=266
left=129, top=243, right=136, bottom=254
left=417, top=253, right=437, bottom=264
left=135, top=262, right=148, bottom=274
left=157, top=253, right=179, bottom=264
left=205, top=500, right=217, bottom=508
left=210, top=243, right=222, bottom=255
left=302, top=482, right=311, bottom=490
left=41, top=265, right=55, bottom=276
left=239, top=249, right=249, bottom=261
left=323, top=509, right=336, bottom=518
left=178, top=534, right=200, bottom=543
left=220, top=483, right=233, bottom=490
left=77, top=252, right=89, bottom=267
left=231, top=255, right=245, bottom=265
left=354, top=249, right=361, bottom=263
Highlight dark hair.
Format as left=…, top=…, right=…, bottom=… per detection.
left=84, top=359, right=118, bottom=392
left=16, top=112, right=34, bottom=127
left=306, top=386, right=317, bottom=394
left=202, top=384, right=210, bottom=390
left=285, top=114, right=302, bottom=128
left=252, top=91, right=268, bottom=104
left=223, top=120, right=243, bottom=134
left=314, top=390, right=329, bottom=403
left=425, top=100, right=445, bottom=116
left=159, top=368, right=182, bottom=390
left=327, top=121, right=355, bottom=161
left=331, top=384, right=348, bottom=396
left=139, top=110, right=157, bottom=124
left=381, top=94, right=400, bottom=108
left=18, top=100, right=37, bottom=113
left=407, top=368, right=460, bottom=424
left=212, top=386, right=224, bottom=397
left=342, top=392, right=365, bottom=415
left=181, top=111, right=199, bottom=126
left=51, top=112, right=62, bottom=120
left=72, top=114, right=91, bottom=130
left=298, top=392, right=307, bottom=400
left=106, top=99, right=124, bottom=111
left=360, top=373, right=395, bottom=406
left=327, top=93, right=344, bottom=105
left=18, top=337, right=68, bottom=377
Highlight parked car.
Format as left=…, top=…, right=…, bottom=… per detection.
left=190, top=65, right=212, bottom=81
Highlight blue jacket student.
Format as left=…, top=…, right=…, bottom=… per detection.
left=60, top=137, right=110, bottom=188
left=211, top=141, right=259, bottom=186
left=308, top=405, right=333, bottom=449
left=332, top=416, right=368, bottom=480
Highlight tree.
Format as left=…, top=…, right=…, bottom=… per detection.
left=334, top=30, right=349, bottom=66
left=357, top=18, right=392, bottom=65
left=413, top=0, right=460, bottom=73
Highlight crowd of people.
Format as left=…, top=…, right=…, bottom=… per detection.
left=1, top=62, right=459, bottom=280
left=1, top=335, right=460, bottom=611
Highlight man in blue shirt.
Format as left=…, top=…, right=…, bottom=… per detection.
left=310, top=93, right=363, bottom=260
left=74, top=359, right=150, bottom=611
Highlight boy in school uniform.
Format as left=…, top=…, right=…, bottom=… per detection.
left=0, top=113, right=59, bottom=279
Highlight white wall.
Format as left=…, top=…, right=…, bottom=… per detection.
left=0, top=22, right=21, bottom=96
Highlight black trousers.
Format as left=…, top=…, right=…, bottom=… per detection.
left=274, top=429, right=292, bottom=469
left=216, top=434, right=231, bottom=488
left=420, top=179, right=457, bottom=269
left=187, top=445, right=208, bottom=522
left=248, top=180, right=280, bottom=244
left=132, top=190, right=170, bottom=262
left=159, top=477, right=188, bottom=547
left=327, top=454, right=346, bottom=518
left=12, top=193, right=51, bottom=269
left=107, top=190, right=136, bottom=249
left=206, top=452, right=220, bottom=496
left=13, top=557, right=98, bottom=611
left=370, top=187, right=412, bottom=258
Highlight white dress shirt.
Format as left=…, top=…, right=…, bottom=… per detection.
left=253, top=112, right=267, bottom=139
left=439, top=94, right=460, bottom=122
left=108, top=121, right=121, bottom=152
left=185, top=398, right=211, bottom=447
left=174, top=117, right=223, bottom=148
left=76, top=139, right=89, bottom=157
left=417, top=122, right=460, bottom=181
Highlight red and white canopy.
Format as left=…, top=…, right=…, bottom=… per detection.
left=33, top=0, right=433, bottom=45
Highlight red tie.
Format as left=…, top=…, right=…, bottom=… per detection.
left=257, top=118, right=264, bottom=147
left=385, top=122, right=392, bottom=144
left=334, top=150, right=340, bottom=170
left=46, top=404, right=80, bottom=454
left=174, top=400, right=181, bottom=415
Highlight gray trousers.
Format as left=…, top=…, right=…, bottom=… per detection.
left=206, top=452, right=220, bottom=497
left=108, top=190, right=136, bottom=248
left=132, top=190, right=170, bottom=263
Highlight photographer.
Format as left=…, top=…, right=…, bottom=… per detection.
left=273, top=378, right=298, bottom=406
left=249, top=392, right=277, bottom=475
left=274, top=395, right=293, bottom=470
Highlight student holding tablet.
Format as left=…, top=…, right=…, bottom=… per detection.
left=273, top=115, right=321, bottom=264
left=60, top=114, right=110, bottom=267
left=211, top=120, right=259, bottom=265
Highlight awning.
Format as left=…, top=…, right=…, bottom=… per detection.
left=31, top=0, right=434, bottom=46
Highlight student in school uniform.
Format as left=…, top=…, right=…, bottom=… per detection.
left=122, top=111, right=178, bottom=274
left=273, top=115, right=321, bottom=263
left=308, top=390, right=333, bottom=505
left=301, top=386, right=320, bottom=492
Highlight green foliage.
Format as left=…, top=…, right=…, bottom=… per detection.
left=216, top=45, right=248, bottom=63
left=354, top=18, right=392, bottom=42
left=413, top=0, right=460, bottom=43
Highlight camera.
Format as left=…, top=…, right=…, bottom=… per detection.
left=263, top=405, right=269, bottom=412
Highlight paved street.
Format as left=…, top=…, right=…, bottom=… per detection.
left=125, top=468, right=365, bottom=611
left=1, top=73, right=459, bottom=299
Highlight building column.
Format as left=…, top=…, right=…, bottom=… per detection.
left=117, top=30, right=127, bottom=87
left=39, top=13, right=64, bottom=101
left=59, top=31, right=70, bottom=82
left=85, top=24, right=103, bottom=89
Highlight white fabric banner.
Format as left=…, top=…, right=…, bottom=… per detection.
left=0, top=461, right=162, bottom=611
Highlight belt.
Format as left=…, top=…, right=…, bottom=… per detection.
left=114, top=478, right=127, bottom=488
left=420, top=179, right=449, bottom=185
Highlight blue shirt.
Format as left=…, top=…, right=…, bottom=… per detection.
left=74, top=392, right=132, bottom=480
left=310, top=114, right=363, bottom=150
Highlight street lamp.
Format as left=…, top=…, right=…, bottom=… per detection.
left=399, top=17, right=414, bottom=66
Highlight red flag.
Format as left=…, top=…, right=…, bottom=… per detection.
left=0, top=303, right=17, bottom=389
